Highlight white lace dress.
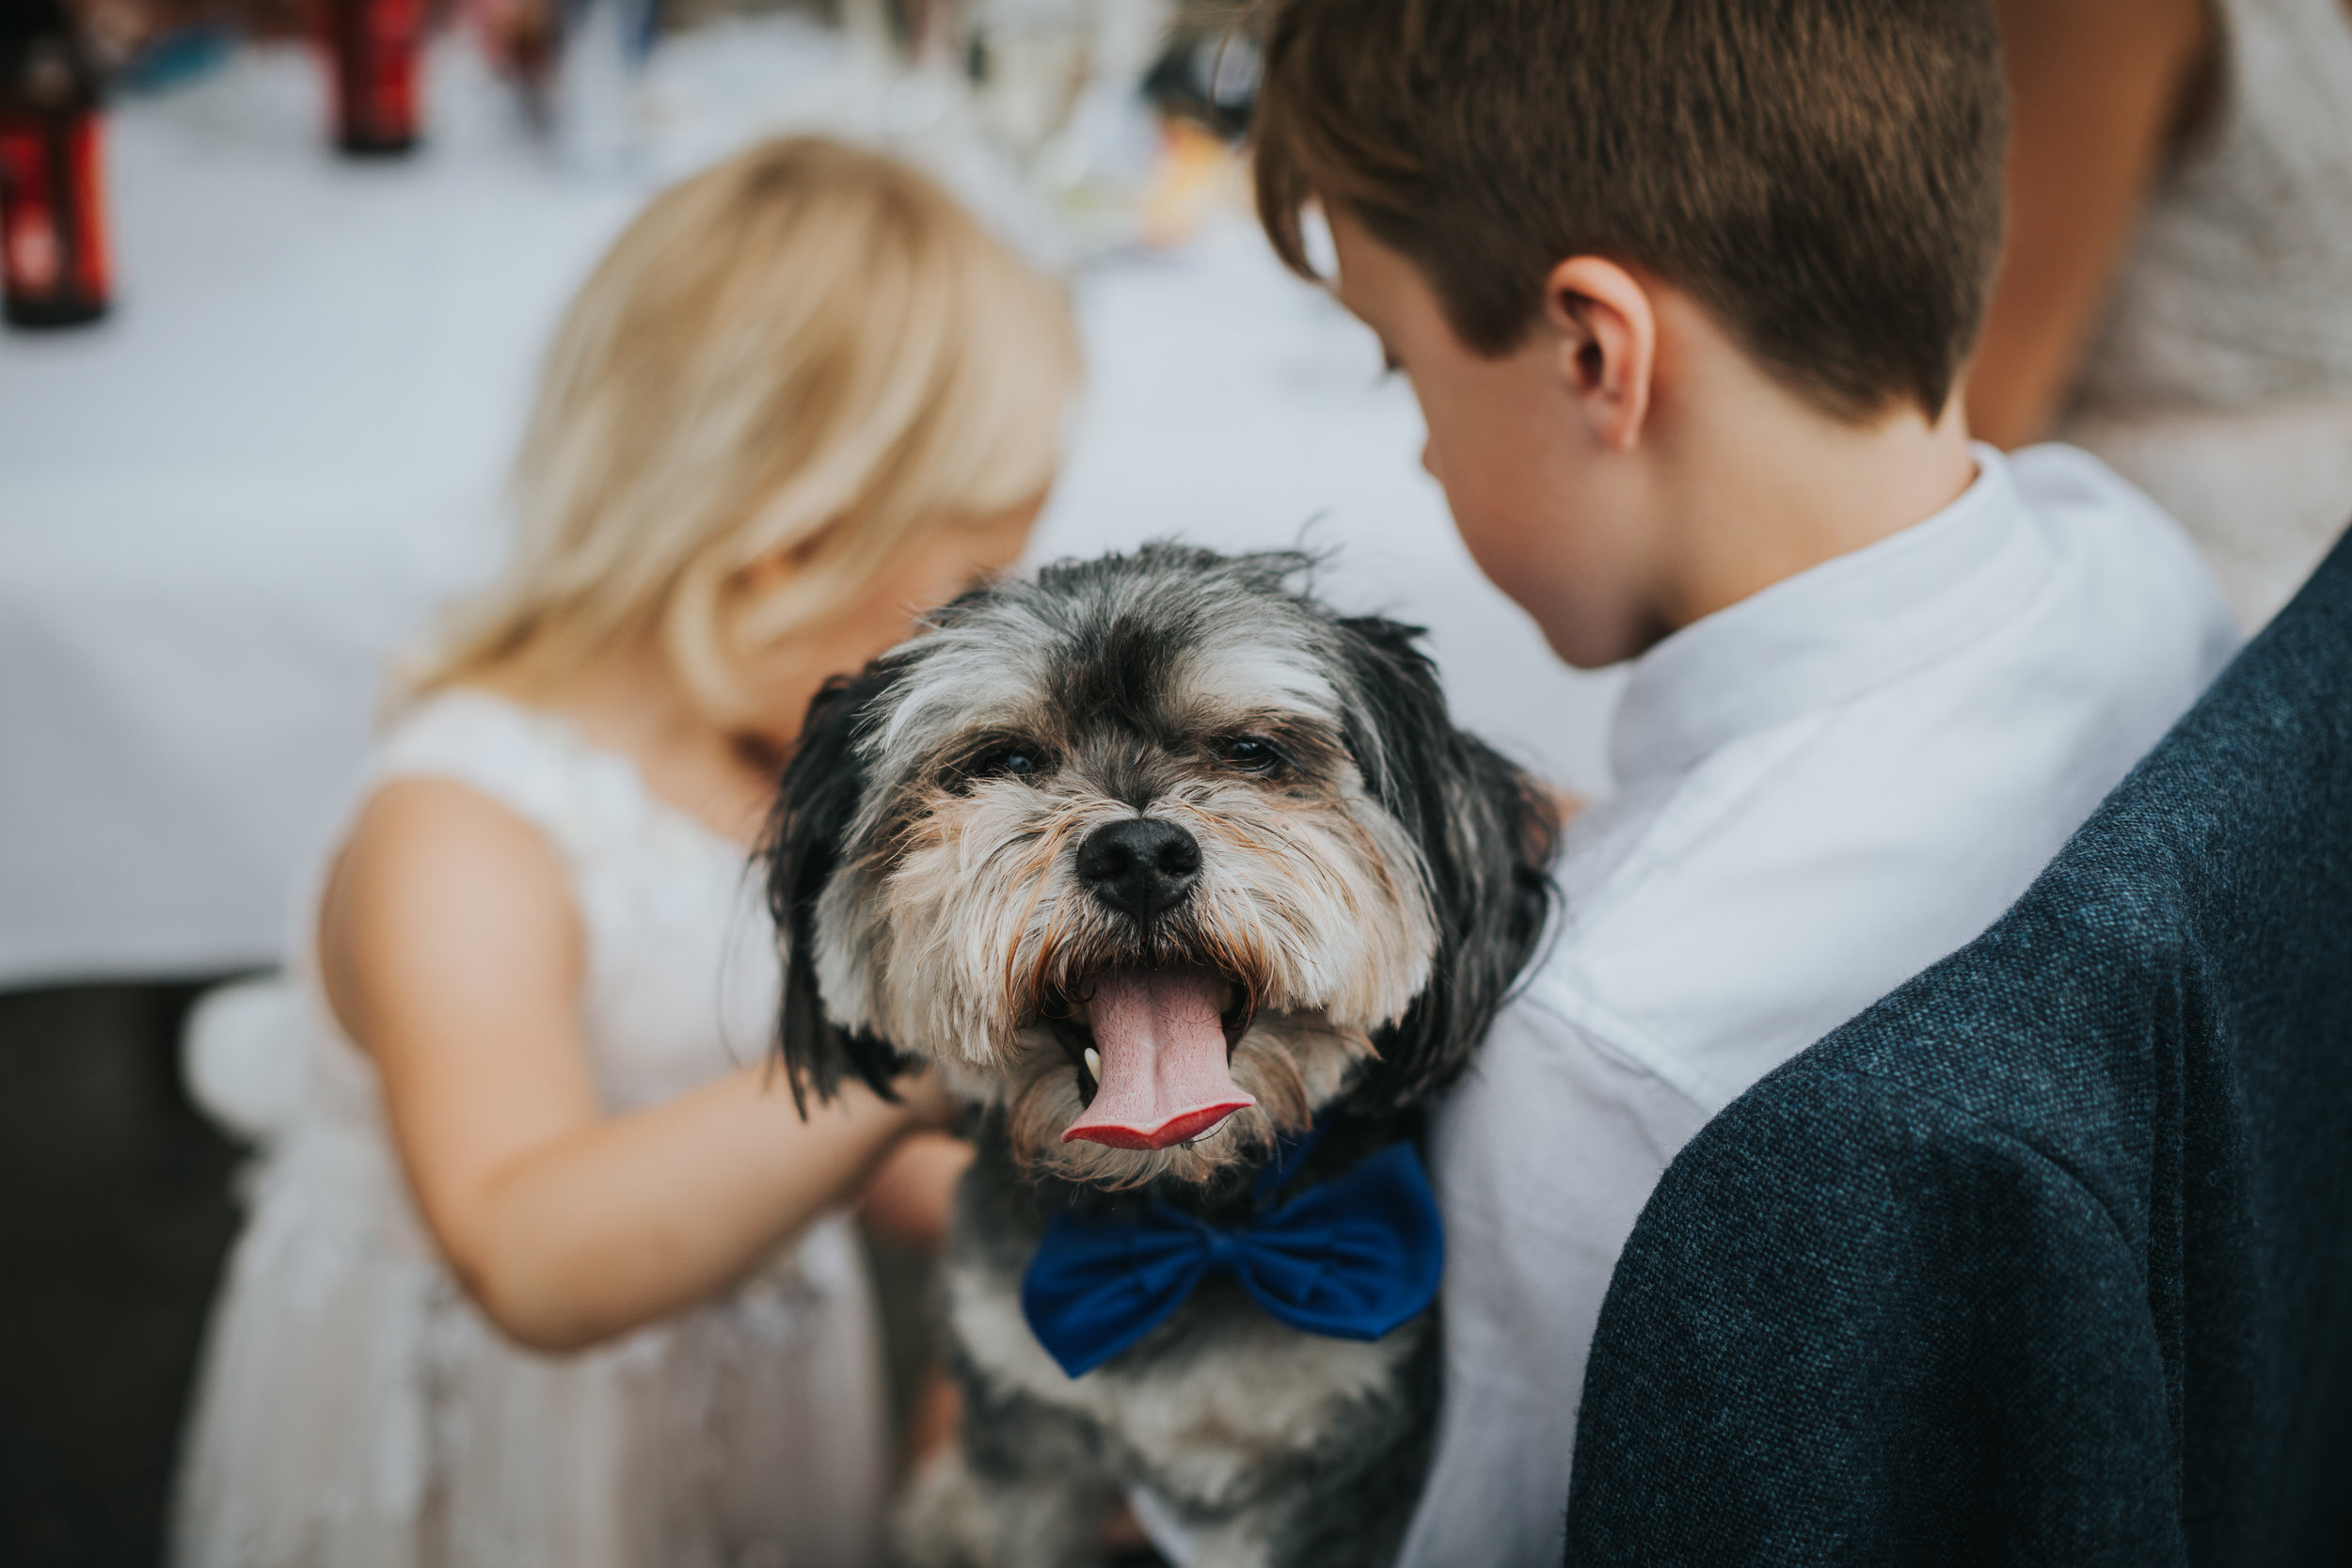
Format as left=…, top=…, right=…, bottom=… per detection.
left=2058, top=0, right=2352, bottom=628
left=171, top=690, right=888, bottom=1568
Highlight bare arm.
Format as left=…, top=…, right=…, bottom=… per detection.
left=320, top=777, right=935, bottom=1353
left=860, top=1132, right=975, bottom=1250
left=1966, top=0, right=2214, bottom=448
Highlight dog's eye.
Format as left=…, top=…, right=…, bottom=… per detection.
left=974, top=745, right=1042, bottom=780
left=1218, top=736, right=1284, bottom=774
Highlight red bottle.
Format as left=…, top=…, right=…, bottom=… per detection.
left=0, top=0, right=109, bottom=329
left=327, top=0, right=424, bottom=155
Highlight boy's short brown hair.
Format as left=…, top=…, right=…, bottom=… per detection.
left=1253, top=0, right=2008, bottom=421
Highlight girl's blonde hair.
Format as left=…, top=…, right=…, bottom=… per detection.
left=409, top=135, right=1082, bottom=721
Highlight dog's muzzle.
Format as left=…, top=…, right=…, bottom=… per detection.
left=1052, top=820, right=1257, bottom=1151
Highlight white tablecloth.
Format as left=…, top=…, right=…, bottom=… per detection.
left=0, top=32, right=1616, bottom=990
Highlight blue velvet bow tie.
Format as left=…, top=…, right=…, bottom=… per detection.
left=1019, top=1128, right=1445, bottom=1379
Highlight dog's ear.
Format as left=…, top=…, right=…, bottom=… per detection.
left=1335, top=615, right=1558, bottom=1110
left=762, top=660, right=907, bottom=1111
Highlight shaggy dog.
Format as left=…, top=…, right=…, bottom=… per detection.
left=765, top=546, right=1554, bottom=1567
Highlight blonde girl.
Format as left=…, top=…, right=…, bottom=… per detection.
left=172, top=136, right=1081, bottom=1568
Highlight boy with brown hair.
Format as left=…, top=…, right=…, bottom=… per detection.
left=1250, top=0, right=2237, bottom=1561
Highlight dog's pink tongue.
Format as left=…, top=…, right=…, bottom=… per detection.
left=1062, top=969, right=1254, bottom=1150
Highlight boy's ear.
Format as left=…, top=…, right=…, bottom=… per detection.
left=762, top=661, right=903, bottom=1112
left=1543, top=256, right=1657, bottom=451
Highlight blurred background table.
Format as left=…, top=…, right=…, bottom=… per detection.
left=0, top=21, right=1618, bottom=995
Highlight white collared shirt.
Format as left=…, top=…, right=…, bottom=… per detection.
left=1398, top=444, right=2239, bottom=1568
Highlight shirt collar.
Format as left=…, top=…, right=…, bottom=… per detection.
left=1610, top=444, right=2054, bottom=787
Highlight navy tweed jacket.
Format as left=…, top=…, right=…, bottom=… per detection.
left=1564, top=530, right=2352, bottom=1566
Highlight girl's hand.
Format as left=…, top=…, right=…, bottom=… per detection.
left=859, top=1131, right=973, bottom=1251
left=892, top=1065, right=962, bottom=1132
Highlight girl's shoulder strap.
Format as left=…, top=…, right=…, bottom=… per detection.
left=372, top=689, right=648, bottom=873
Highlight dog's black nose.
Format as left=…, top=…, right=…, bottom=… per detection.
left=1076, top=817, right=1201, bottom=921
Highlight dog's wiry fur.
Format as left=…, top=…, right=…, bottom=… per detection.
left=766, top=546, right=1555, bottom=1566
